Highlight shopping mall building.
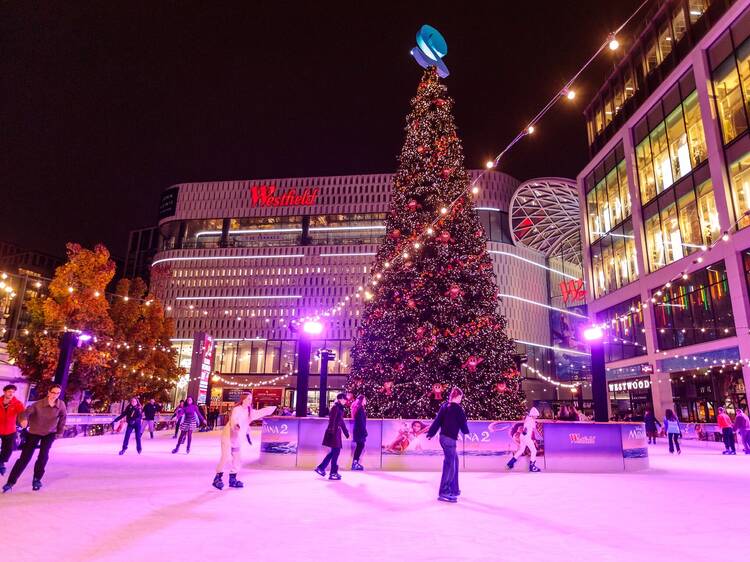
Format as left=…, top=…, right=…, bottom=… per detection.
left=578, top=0, right=750, bottom=421
left=151, top=171, right=587, bottom=413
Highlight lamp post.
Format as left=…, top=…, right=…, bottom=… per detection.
left=292, top=319, right=324, bottom=417
left=583, top=326, right=608, bottom=422
left=317, top=348, right=336, bottom=417
left=54, top=331, right=91, bottom=400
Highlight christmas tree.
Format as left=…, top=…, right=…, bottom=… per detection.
left=346, top=67, right=526, bottom=420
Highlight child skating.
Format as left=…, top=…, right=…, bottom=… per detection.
left=507, top=407, right=542, bottom=472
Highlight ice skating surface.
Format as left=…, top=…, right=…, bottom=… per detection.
left=2, top=430, right=748, bottom=562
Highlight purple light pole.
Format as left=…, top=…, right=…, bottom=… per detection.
left=583, top=326, right=608, bottom=422
left=292, top=320, right=324, bottom=417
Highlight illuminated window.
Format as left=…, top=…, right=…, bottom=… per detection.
left=688, top=0, right=709, bottom=24
left=697, top=179, right=720, bottom=244
left=713, top=55, right=747, bottom=144
left=636, top=137, right=657, bottom=203
left=644, top=202, right=665, bottom=271
left=666, top=105, right=691, bottom=181
left=682, top=92, right=707, bottom=165
left=658, top=21, right=673, bottom=61
left=729, top=151, right=750, bottom=229
left=671, top=6, right=688, bottom=44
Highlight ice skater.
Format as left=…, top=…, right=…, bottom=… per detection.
left=314, top=393, right=349, bottom=480
left=0, top=384, right=26, bottom=476
left=3, top=384, right=67, bottom=493
left=350, top=394, right=367, bottom=470
left=717, top=407, right=736, bottom=455
left=172, top=397, right=206, bottom=454
left=426, top=387, right=470, bottom=503
left=506, top=406, right=542, bottom=472
left=734, top=408, right=750, bottom=454
left=171, top=400, right=185, bottom=439
left=141, top=398, right=160, bottom=439
left=113, top=397, right=143, bottom=455
left=212, top=391, right=253, bottom=490
left=663, top=409, right=681, bottom=454
left=644, top=409, right=661, bottom=444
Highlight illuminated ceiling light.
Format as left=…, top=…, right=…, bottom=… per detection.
left=440, top=207, right=448, bottom=215
left=426, top=227, right=434, bottom=236
left=123, top=296, right=129, bottom=302
left=93, top=291, right=101, bottom=298
left=384, top=262, right=391, bottom=268
left=471, top=186, right=479, bottom=195
left=402, top=252, right=410, bottom=259
left=485, top=160, right=494, bottom=169
left=67, top=286, right=74, bottom=293
left=565, top=89, right=576, bottom=100
left=413, top=242, right=421, bottom=249
left=527, top=125, right=535, bottom=134
left=608, top=33, right=619, bottom=50
left=722, top=232, right=729, bottom=241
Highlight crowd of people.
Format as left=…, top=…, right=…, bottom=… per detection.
left=2, top=381, right=750, bottom=497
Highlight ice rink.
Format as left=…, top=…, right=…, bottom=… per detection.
left=2, top=428, right=748, bottom=562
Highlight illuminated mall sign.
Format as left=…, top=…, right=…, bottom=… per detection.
left=608, top=379, right=651, bottom=393
left=560, top=278, right=586, bottom=304
left=250, top=184, right=320, bottom=208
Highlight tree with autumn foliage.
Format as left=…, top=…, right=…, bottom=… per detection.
left=8, top=243, right=182, bottom=403
left=346, top=67, right=526, bottom=420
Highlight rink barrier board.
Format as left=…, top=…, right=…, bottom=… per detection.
left=260, top=418, right=649, bottom=472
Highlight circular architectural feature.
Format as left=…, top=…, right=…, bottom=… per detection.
left=509, top=177, right=581, bottom=267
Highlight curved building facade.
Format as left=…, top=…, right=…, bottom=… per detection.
left=151, top=171, right=559, bottom=410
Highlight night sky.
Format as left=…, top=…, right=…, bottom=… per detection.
left=1, top=1, right=643, bottom=260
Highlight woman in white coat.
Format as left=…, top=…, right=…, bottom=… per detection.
left=506, top=407, right=542, bottom=472
left=212, top=391, right=253, bottom=490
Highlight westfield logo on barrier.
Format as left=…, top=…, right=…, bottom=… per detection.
left=250, top=184, right=320, bottom=207
left=569, top=433, right=596, bottom=445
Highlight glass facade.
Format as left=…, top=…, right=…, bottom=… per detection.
left=712, top=34, right=750, bottom=144
left=728, top=150, right=750, bottom=229
left=586, top=144, right=637, bottom=298
left=595, top=298, right=647, bottom=362
left=642, top=170, right=718, bottom=271
left=652, top=260, right=735, bottom=350
left=634, top=77, right=707, bottom=204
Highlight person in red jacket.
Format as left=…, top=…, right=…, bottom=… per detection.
left=0, top=385, right=26, bottom=476
left=717, top=407, right=736, bottom=455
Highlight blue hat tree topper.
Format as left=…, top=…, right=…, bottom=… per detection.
left=410, top=24, right=449, bottom=78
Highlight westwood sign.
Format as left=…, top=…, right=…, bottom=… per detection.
left=250, top=184, right=320, bottom=208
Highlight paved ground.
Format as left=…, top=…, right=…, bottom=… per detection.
left=2, top=429, right=748, bottom=562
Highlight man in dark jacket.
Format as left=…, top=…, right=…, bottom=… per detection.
left=141, top=399, right=160, bottom=439
left=427, top=387, right=470, bottom=503
left=3, top=384, right=67, bottom=492
left=314, top=393, right=350, bottom=480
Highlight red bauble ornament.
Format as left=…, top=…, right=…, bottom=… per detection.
left=382, top=381, right=394, bottom=396
left=415, top=326, right=426, bottom=338
left=430, top=383, right=444, bottom=400
left=437, top=231, right=452, bottom=244
left=434, top=98, right=446, bottom=107
left=442, top=167, right=452, bottom=178
left=407, top=199, right=419, bottom=212
left=407, top=299, right=417, bottom=309
left=416, top=145, right=425, bottom=154
left=495, top=382, right=508, bottom=393
left=475, top=230, right=484, bottom=238
left=446, top=285, right=463, bottom=299
left=394, top=362, right=405, bottom=372
left=389, top=229, right=401, bottom=239
left=461, top=356, right=484, bottom=372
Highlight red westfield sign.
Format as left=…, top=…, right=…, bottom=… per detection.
left=560, top=278, right=586, bottom=304
left=250, top=184, right=320, bottom=207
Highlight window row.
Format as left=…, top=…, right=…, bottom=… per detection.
left=590, top=221, right=638, bottom=299
left=586, top=158, right=631, bottom=242
left=652, top=260, right=735, bottom=351
left=635, top=89, right=707, bottom=204
left=643, top=173, right=720, bottom=272
left=595, top=298, right=647, bottom=363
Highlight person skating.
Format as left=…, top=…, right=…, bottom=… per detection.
left=141, top=399, right=160, bottom=439
left=113, top=397, right=143, bottom=455
left=644, top=409, right=661, bottom=445
left=3, top=384, right=67, bottom=493
left=664, top=409, right=681, bottom=454
left=733, top=409, right=750, bottom=454
left=172, top=397, right=206, bottom=454
left=717, top=407, right=736, bottom=455
left=171, top=400, right=185, bottom=438
left=0, top=385, right=26, bottom=476
left=213, top=391, right=253, bottom=490
left=507, top=406, right=542, bottom=472
left=350, top=394, right=367, bottom=470
left=426, top=387, right=470, bottom=503
left=314, top=393, right=349, bottom=480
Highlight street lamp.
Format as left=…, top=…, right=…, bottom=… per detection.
left=583, top=325, right=608, bottom=422
left=317, top=348, right=336, bottom=417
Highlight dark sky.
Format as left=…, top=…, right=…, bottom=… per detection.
left=1, top=0, right=643, bottom=259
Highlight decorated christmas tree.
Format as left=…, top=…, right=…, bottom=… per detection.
left=346, top=67, right=526, bottom=420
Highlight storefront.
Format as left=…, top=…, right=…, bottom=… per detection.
left=670, top=366, right=748, bottom=422
left=606, top=364, right=655, bottom=419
